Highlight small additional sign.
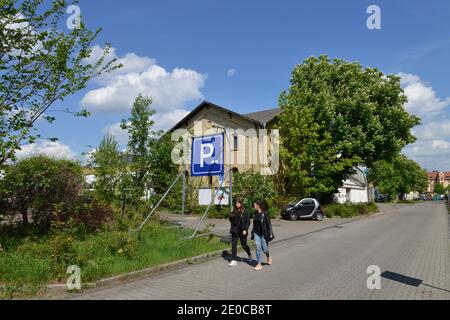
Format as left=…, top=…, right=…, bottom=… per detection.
left=214, top=188, right=229, bottom=206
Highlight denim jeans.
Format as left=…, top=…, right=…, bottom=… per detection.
left=254, top=233, right=270, bottom=264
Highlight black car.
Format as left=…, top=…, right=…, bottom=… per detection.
left=281, top=198, right=324, bottom=221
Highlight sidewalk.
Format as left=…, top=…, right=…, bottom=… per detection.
left=158, top=203, right=410, bottom=244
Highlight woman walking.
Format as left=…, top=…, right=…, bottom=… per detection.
left=228, top=200, right=252, bottom=267
left=251, top=200, right=274, bottom=271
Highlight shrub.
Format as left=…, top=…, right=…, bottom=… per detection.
left=207, top=205, right=229, bottom=219
left=0, top=156, right=84, bottom=230
left=324, top=203, right=378, bottom=218
left=367, top=203, right=379, bottom=214
left=72, top=200, right=114, bottom=232
left=232, top=171, right=276, bottom=217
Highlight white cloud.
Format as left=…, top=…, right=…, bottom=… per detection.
left=81, top=46, right=206, bottom=116
left=400, top=73, right=450, bottom=170
left=16, top=141, right=77, bottom=160
left=153, top=109, right=189, bottom=131
left=399, top=72, right=450, bottom=117
left=412, top=120, right=450, bottom=140
left=227, top=68, right=236, bottom=77
left=102, top=122, right=129, bottom=145
left=83, top=45, right=155, bottom=83
left=103, top=109, right=189, bottom=146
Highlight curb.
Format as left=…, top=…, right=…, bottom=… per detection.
left=44, top=247, right=230, bottom=299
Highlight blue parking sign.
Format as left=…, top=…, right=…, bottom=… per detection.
left=191, top=133, right=224, bottom=177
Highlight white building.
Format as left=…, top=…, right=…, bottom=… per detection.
left=335, top=167, right=369, bottom=204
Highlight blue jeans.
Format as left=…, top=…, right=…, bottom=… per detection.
left=254, top=233, right=270, bottom=264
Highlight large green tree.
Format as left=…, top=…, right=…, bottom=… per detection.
left=277, top=55, right=420, bottom=198
left=368, top=154, right=428, bottom=200
left=121, top=95, right=160, bottom=206
left=0, top=0, right=119, bottom=166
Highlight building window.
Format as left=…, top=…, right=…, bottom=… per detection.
left=233, top=134, right=239, bottom=150
left=208, top=176, right=213, bottom=186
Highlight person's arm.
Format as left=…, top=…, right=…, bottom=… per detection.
left=264, top=212, right=274, bottom=239
left=243, top=212, right=251, bottom=231
left=229, top=210, right=236, bottom=223
left=251, top=216, right=255, bottom=239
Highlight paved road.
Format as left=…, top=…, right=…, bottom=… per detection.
left=158, top=203, right=410, bottom=242
left=73, top=202, right=450, bottom=300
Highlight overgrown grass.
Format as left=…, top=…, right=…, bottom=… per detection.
left=0, top=222, right=228, bottom=299
left=323, top=203, right=379, bottom=218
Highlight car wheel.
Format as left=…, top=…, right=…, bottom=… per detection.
left=315, top=211, right=324, bottom=221
left=289, top=212, right=297, bottom=221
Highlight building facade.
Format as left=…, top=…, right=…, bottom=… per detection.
left=170, top=101, right=371, bottom=204
left=427, top=171, right=450, bottom=193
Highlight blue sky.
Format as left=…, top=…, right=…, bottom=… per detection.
left=22, top=0, right=450, bottom=170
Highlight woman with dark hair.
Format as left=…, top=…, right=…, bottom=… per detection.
left=228, top=200, right=252, bottom=267
left=251, top=200, right=274, bottom=271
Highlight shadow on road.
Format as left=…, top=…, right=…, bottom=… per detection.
left=382, top=271, right=450, bottom=293
left=221, top=250, right=258, bottom=267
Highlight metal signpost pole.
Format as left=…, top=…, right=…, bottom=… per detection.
left=181, top=169, right=186, bottom=228
left=229, top=167, right=233, bottom=212
left=131, top=172, right=183, bottom=234
left=189, top=170, right=229, bottom=239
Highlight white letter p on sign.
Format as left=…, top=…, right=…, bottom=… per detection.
left=200, top=143, right=214, bottom=168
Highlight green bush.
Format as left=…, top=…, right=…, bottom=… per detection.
left=207, top=205, right=229, bottom=219
left=232, top=171, right=276, bottom=217
left=0, top=156, right=84, bottom=231
left=323, top=203, right=378, bottom=218
left=366, top=203, right=379, bottom=214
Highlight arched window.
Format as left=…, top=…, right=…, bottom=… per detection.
left=233, top=133, right=239, bottom=150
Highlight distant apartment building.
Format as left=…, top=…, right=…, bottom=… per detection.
left=427, top=171, right=450, bottom=193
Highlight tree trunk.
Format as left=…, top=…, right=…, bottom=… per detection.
left=21, top=208, right=29, bottom=226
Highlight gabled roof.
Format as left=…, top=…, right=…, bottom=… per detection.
left=244, top=108, right=281, bottom=126
left=169, top=101, right=278, bottom=132
left=428, top=172, right=439, bottom=180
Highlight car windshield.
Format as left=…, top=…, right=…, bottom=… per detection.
left=288, top=198, right=301, bottom=206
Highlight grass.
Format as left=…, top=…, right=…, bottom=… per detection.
left=0, top=222, right=228, bottom=299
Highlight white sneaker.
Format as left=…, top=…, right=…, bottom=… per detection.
left=228, top=260, right=238, bottom=267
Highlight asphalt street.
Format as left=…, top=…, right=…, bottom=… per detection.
left=72, top=202, right=450, bottom=300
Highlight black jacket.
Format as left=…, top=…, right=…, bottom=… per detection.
left=251, top=211, right=274, bottom=242
left=229, top=209, right=250, bottom=236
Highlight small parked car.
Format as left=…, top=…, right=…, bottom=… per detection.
left=281, top=198, right=324, bottom=221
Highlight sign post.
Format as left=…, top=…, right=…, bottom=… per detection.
left=187, top=133, right=227, bottom=239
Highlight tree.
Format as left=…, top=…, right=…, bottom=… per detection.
left=0, top=156, right=84, bottom=228
left=434, top=183, right=445, bottom=195
left=0, top=0, right=120, bottom=166
left=277, top=55, right=420, bottom=198
left=121, top=95, right=160, bottom=206
left=232, top=171, right=276, bottom=217
left=149, top=132, right=178, bottom=193
left=91, top=133, right=124, bottom=203
left=368, top=154, right=427, bottom=200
